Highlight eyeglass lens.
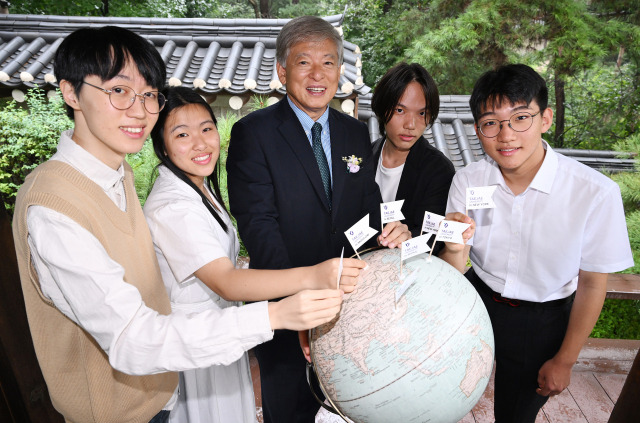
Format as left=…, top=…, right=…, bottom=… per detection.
left=479, top=112, right=535, bottom=137
left=109, top=86, right=165, bottom=114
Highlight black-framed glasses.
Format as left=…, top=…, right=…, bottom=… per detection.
left=477, top=111, right=540, bottom=138
left=82, top=81, right=165, bottom=114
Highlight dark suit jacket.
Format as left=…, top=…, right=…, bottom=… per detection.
left=372, top=136, right=455, bottom=254
left=227, top=97, right=382, bottom=270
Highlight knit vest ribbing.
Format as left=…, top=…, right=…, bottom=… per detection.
left=12, top=160, right=178, bottom=423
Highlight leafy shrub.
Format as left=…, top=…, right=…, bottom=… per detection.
left=0, top=88, right=72, bottom=214
left=591, top=299, right=640, bottom=339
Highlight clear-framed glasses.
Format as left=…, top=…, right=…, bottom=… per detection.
left=477, top=111, right=540, bottom=138
left=82, top=81, right=165, bottom=114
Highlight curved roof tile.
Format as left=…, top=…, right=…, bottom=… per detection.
left=0, top=13, right=362, bottom=97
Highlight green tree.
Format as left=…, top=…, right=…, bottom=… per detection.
left=0, top=88, right=72, bottom=213
left=406, top=1, right=618, bottom=147
left=11, top=0, right=252, bottom=18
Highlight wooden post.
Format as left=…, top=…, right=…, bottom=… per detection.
left=608, top=347, right=640, bottom=422
left=0, top=201, right=63, bottom=422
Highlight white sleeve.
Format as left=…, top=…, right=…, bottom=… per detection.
left=27, top=206, right=273, bottom=375
left=145, top=200, right=227, bottom=284
left=579, top=183, right=634, bottom=273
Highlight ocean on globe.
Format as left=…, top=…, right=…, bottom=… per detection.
left=310, top=248, right=494, bottom=423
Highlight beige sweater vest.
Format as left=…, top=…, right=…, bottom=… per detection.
left=13, top=160, right=178, bottom=423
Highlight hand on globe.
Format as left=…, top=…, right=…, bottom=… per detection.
left=311, top=257, right=366, bottom=293
left=267, top=289, right=343, bottom=331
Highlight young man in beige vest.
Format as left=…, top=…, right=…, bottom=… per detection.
left=12, top=26, right=345, bottom=423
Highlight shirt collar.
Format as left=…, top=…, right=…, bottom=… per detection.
left=55, top=129, right=125, bottom=192
left=528, top=140, right=557, bottom=194
left=484, top=139, right=556, bottom=194
left=287, top=96, right=330, bottom=134
left=157, top=165, right=202, bottom=200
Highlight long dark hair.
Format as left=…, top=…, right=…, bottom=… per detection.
left=151, top=86, right=228, bottom=233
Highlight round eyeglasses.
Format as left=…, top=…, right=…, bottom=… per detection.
left=82, top=81, right=165, bottom=114
left=477, top=111, right=540, bottom=138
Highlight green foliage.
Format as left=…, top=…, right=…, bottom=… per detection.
left=215, top=112, right=247, bottom=256
left=622, top=210, right=640, bottom=274
left=125, top=139, right=158, bottom=206
left=0, top=89, right=72, bottom=213
left=611, top=133, right=640, bottom=274
left=248, top=95, right=270, bottom=112
left=216, top=111, right=238, bottom=209
left=548, top=64, right=640, bottom=149
left=591, top=299, right=640, bottom=339
left=12, top=0, right=254, bottom=18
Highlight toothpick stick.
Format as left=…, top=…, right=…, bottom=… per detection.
left=428, top=221, right=444, bottom=262
left=354, top=249, right=361, bottom=260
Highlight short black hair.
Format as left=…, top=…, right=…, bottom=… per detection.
left=469, top=64, right=548, bottom=122
left=54, top=26, right=166, bottom=120
left=371, top=62, right=439, bottom=139
left=150, top=87, right=228, bottom=233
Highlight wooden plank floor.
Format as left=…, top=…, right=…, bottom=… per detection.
left=251, top=338, right=639, bottom=423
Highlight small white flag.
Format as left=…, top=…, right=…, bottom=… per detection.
left=421, top=211, right=445, bottom=235
left=381, top=200, right=405, bottom=225
left=435, top=220, right=471, bottom=244
left=400, top=233, right=432, bottom=261
left=336, top=247, right=344, bottom=290
left=344, top=214, right=378, bottom=252
left=466, top=186, right=497, bottom=210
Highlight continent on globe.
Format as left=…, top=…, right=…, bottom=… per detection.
left=310, top=248, right=495, bottom=423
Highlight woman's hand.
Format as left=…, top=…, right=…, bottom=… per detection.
left=311, top=258, right=366, bottom=293
left=268, top=289, right=343, bottom=331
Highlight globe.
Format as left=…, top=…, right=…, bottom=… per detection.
left=310, top=248, right=494, bottom=423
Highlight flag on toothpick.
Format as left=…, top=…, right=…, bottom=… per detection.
left=435, top=220, right=471, bottom=244
left=400, top=233, right=432, bottom=262
left=381, top=200, right=405, bottom=226
left=344, top=214, right=378, bottom=259
left=421, top=211, right=445, bottom=236
left=466, top=186, right=497, bottom=210
left=336, top=247, right=344, bottom=290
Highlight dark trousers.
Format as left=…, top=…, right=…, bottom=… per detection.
left=254, top=329, right=322, bottom=423
left=466, top=269, right=574, bottom=423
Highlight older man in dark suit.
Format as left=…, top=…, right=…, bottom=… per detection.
left=227, top=15, right=410, bottom=423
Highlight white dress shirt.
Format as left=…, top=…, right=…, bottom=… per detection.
left=26, top=131, right=273, bottom=410
left=447, top=141, right=633, bottom=302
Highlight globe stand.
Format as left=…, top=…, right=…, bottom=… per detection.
left=305, top=361, right=349, bottom=422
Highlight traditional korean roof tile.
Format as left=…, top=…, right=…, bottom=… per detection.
left=0, top=13, right=367, bottom=97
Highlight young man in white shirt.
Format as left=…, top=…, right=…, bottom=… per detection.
left=446, top=64, right=633, bottom=422
left=12, top=26, right=344, bottom=423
